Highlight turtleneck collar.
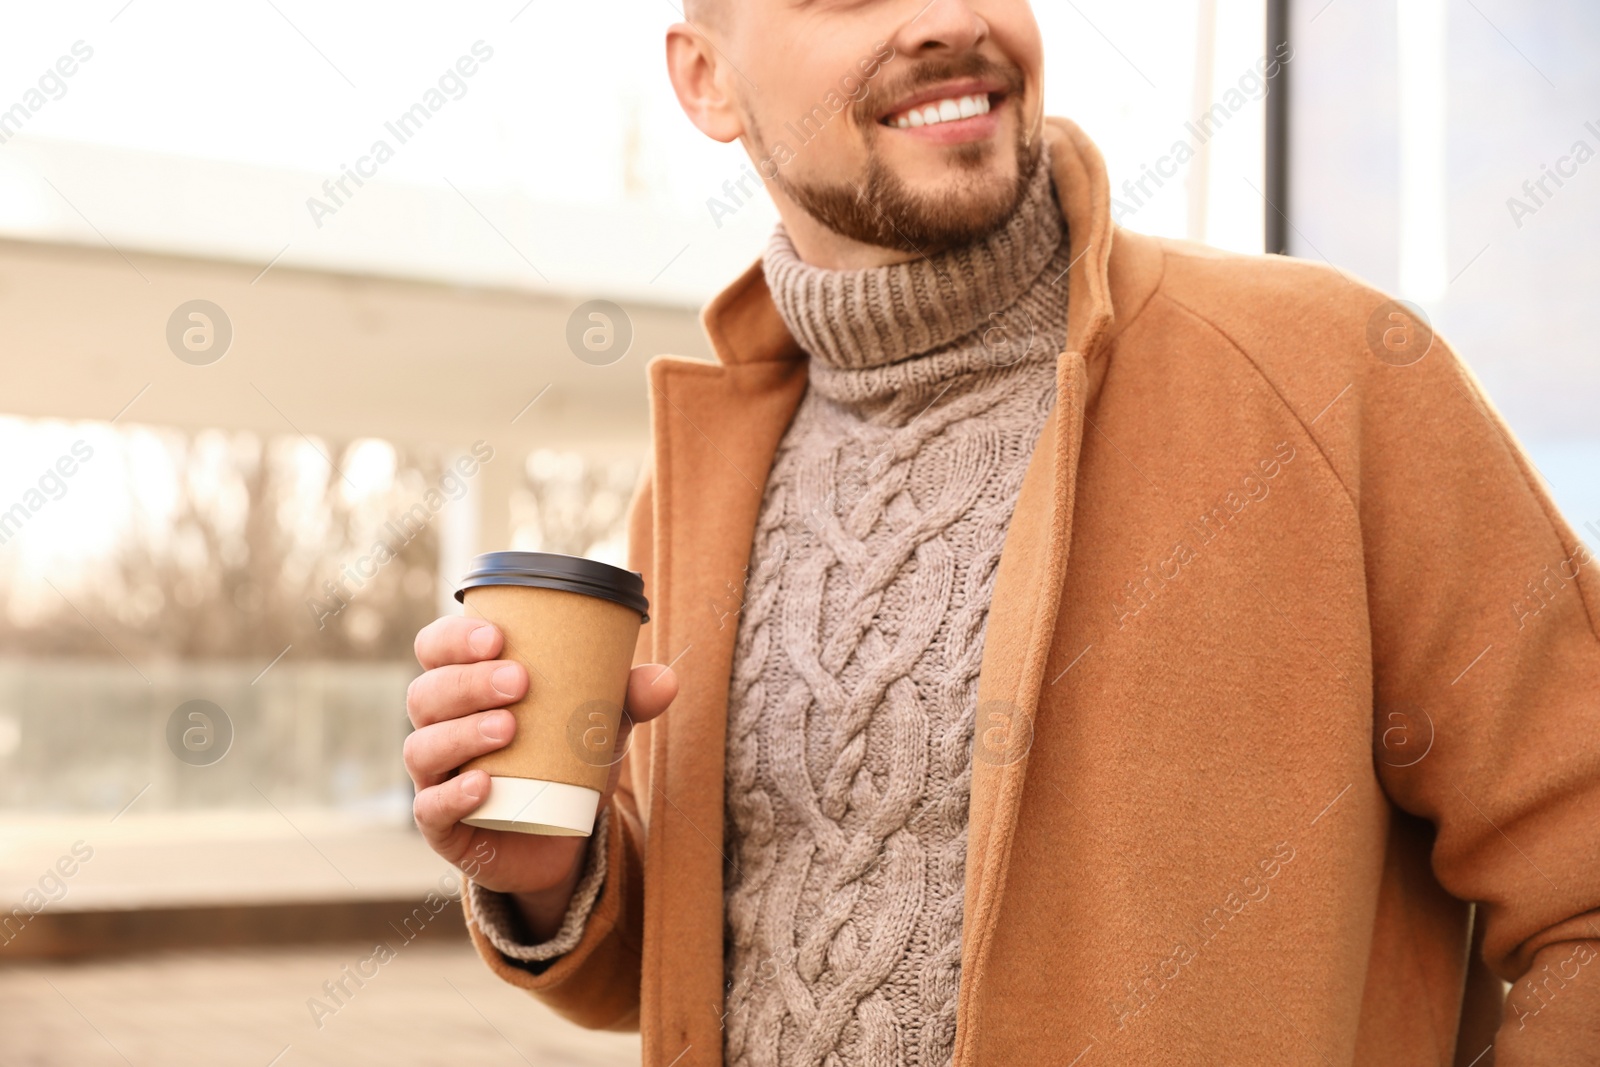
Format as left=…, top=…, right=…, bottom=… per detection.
left=760, top=144, right=1063, bottom=379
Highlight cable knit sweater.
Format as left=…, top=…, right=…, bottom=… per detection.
left=718, top=149, right=1069, bottom=1067
left=470, top=147, right=1070, bottom=1067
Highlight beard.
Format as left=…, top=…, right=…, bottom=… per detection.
left=747, top=53, right=1041, bottom=255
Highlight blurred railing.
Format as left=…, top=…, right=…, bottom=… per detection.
left=0, top=658, right=415, bottom=822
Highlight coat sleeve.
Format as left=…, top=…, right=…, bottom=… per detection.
left=463, top=459, right=658, bottom=1031
left=1350, top=315, right=1600, bottom=1062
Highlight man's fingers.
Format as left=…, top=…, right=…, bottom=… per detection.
left=413, top=769, right=490, bottom=845
left=624, top=664, right=679, bottom=724
left=406, top=660, right=528, bottom=729
left=415, top=616, right=503, bottom=671
left=403, top=710, right=516, bottom=789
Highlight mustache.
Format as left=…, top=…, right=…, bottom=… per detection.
left=852, top=51, right=1027, bottom=127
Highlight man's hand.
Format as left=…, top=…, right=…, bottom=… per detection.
left=405, top=615, right=677, bottom=941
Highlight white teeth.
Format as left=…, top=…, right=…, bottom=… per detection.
left=886, top=94, right=993, bottom=129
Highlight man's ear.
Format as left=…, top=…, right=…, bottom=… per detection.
left=665, top=22, right=745, bottom=144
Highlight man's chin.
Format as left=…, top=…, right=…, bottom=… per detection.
left=780, top=135, right=1040, bottom=255
left=889, top=187, right=1022, bottom=252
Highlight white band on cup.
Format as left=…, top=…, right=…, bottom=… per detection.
left=461, top=777, right=601, bottom=837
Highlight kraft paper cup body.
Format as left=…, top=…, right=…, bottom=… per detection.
left=458, top=581, right=643, bottom=836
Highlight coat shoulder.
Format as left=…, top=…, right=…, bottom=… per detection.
left=1105, top=230, right=1466, bottom=514
left=1132, top=233, right=1405, bottom=383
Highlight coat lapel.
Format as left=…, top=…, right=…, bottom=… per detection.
left=952, top=118, right=1119, bottom=1066
left=641, top=270, right=807, bottom=1066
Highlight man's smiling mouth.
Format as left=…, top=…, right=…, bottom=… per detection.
left=881, top=91, right=995, bottom=129
left=874, top=73, right=1012, bottom=136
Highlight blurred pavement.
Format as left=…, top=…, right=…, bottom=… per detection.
left=0, top=940, right=641, bottom=1066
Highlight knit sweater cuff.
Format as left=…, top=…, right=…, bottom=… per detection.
left=465, top=812, right=609, bottom=964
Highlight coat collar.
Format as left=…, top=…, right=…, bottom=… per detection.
left=696, top=116, right=1121, bottom=370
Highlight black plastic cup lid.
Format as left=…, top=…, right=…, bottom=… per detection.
left=455, top=551, right=649, bottom=621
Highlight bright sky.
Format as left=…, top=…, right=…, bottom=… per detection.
left=0, top=0, right=1268, bottom=303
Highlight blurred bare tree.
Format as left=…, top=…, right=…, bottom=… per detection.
left=511, top=448, right=641, bottom=563
left=0, top=428, right=445, bottom=661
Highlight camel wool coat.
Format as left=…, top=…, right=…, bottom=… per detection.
left=467, top=118, right=1600, bottom=1066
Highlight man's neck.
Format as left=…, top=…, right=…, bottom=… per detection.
left=760, top=143, right=1062, bottom=377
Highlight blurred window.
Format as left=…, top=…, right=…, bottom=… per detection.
left=1287, top=0, right=1600, bottom=532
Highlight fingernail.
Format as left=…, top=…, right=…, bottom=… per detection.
left=461, top=772, right=484, bottom=803
left=479, top=711, right=511, bottom=743
left=491, top=664, right=521, bottom=698
left=467, top=625, right=496, bottom=658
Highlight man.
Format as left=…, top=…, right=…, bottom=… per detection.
left=403, top=1, right=1600, bottom=1063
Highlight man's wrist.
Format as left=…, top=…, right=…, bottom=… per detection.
left=506, top=844, right=588, bottom=943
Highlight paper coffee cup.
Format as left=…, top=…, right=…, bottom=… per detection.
left=453, top=552, right=648, bottom=837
